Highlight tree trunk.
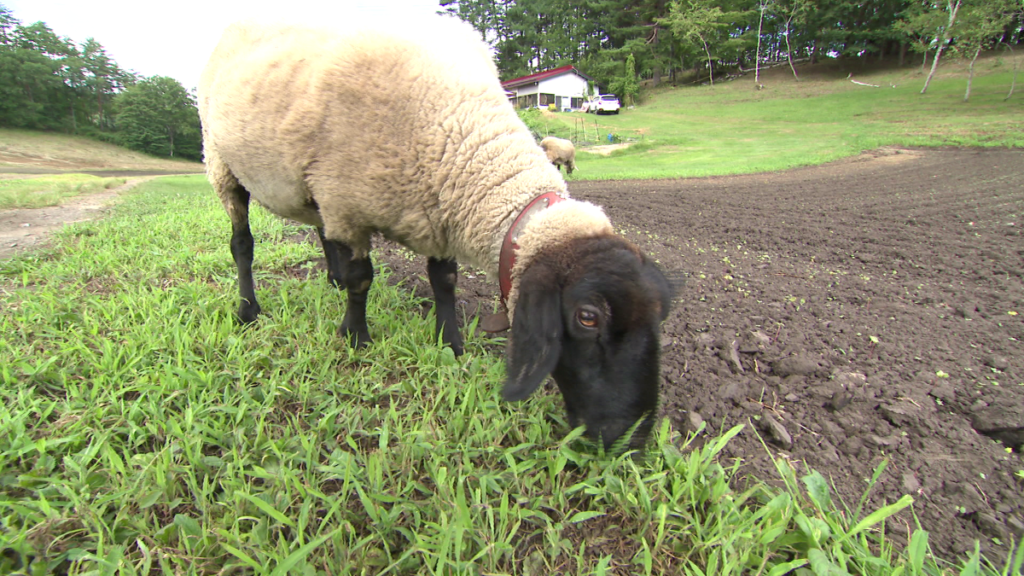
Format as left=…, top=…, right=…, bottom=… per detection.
left=670, top=43, right=676, bottom=83
left=965, top=45, right=982, bottom=102
left=703, top=39, right=714, bottom=86
left=899, top=42, right=907, bottom=67
left=784, top=17, right=799, bottom=81
left=1006, top=50, right=1018, bottom=100
left=755, top=1, right=765, bottom=86
left=922, top=44, right=947, bottom=93
left=921, top=0, right=962, bottom=94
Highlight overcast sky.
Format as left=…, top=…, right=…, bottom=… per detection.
left=4, top=0, right=447, bottom=90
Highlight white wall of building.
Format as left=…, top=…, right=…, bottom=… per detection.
left=516, top=84, right=540, bottom=97
left=540, top=74, right=589, bottom=98
left=511, top=72, right=591, bottom=110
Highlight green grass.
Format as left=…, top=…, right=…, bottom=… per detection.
left=2, top=177, right=1022, bottom=574
left=527, top=56, right=1023, bottom=180
left=0, top=174, right=127, bottom=209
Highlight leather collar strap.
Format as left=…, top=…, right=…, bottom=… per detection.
left=498, top=191, right=566, bottom=306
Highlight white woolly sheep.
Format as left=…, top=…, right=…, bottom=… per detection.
left=198, top=18, right=672, bottom=449
left=540, top=136, right=576, bottom=175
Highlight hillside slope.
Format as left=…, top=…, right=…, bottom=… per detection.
left=0, top=129, right=204, bottom=174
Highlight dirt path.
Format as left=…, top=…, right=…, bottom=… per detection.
left=0, top=177, right=154, bottom=260
left=374, top=147, right=1024, bottom=561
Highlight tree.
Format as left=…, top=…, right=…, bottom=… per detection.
left=113, top=76, right=201, bottom=160
left=663, top=0, right=724, bottom=85
left=0, top=3, right=17, bottom=45
left=610, top=52, right=640, bottom=105
left=952, top=0, right=1016, bottom=101
left=0, top=19, right=73, bottom=129
left=896, top=2, right=949, bottom=73
left=0, top=31, right=66, bottom=128
left=921, top=0, right=964, bottom=94
left=776, top=0, right=812, bottom=80
left=754, top=0, right=769, bottom=85
left=81, top=38, right=129, bottom=130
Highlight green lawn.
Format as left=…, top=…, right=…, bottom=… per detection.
left=526, top=58, right=1023, bottom=181
left=2, top=177, right=1021, bottom=575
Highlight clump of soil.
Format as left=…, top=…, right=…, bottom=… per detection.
left=375, top=147, right=1024, bottom=562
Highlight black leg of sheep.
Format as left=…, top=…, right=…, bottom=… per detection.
left=427, top=257, right=464, bottom=356
left=318, top=228, right=347, bottom=291
left=226, top=187, right=261, bottom=324
left=339, top=255, right=374, bottom=349
left=317, top=229, right=374, bottom=349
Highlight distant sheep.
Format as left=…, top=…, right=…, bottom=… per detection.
left=540, top=136, right=576, bottom=175
left=198, top=18, right=673, bottom=449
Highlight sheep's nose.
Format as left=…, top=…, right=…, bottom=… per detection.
left=591, top=418, right=651, bottom=453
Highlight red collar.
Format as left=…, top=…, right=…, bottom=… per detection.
left=498, top=191, right=566, bottom=306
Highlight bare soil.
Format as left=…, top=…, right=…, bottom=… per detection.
left=374, top=147, right=1024, bottom=561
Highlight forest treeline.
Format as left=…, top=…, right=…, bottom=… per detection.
left=2, top=1, right=1021, bottom=163
left=0, top=3, right=201, bottom=160
left=443, top=0, right=1024, bottom=102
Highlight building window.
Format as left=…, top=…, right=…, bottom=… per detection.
left=516, top=94, right=539, bottom=108
left=539, top=93, right=555, bottom=106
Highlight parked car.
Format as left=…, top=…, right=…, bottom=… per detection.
left=587, top=94, right=621, bottom=115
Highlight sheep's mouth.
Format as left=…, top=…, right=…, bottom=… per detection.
left=586, top=415, right=655, bottom=452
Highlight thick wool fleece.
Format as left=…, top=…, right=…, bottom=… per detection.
left=507, top=200, right=614, bottom=316
left=540, top=137, right=576, bottom=168
left=199, top=18, right=611, bottom=314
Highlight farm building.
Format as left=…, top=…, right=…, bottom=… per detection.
left=501, top=65, right=593, bottom=111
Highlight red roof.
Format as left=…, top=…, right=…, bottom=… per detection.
left=501, top=65, right=592, bottom=90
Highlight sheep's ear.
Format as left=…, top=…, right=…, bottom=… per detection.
left=503, top=263, right=563, bottom=401
left=638, top=256, right=679, bottom=319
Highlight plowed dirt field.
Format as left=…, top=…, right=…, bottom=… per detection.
left=378, top=147, right=1024, bottom=560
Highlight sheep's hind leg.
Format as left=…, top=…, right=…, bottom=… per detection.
left=226, top=185, right=261, bottom=324
left=427, top=257, right=464, bottom=356
left=317, top=229, right=373, bottom=349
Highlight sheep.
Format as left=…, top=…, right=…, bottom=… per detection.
left=540, top=136, right=576, bottom=175
left=198, top=18, right=673, bottom=450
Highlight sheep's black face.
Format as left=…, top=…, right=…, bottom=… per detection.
left=503, top=236, right=673, bottom=451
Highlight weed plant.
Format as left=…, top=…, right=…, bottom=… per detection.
left=1, top=177, right=1021, bottom=574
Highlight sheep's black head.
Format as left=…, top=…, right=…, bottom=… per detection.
left=503, top=235, right=673, bottom=451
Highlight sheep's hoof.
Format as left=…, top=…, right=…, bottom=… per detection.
left=339, top=323, right=373, bottom=349
left=236, top=303, right=261, bottom=324
left=447, top=341, right=465, bottom=357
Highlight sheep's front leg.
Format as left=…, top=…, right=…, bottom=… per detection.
left=227, top=186, right=261, bottom=324
left=318, top=229, right=373, bottom=349
left=427, top=257, right=464, bottom=356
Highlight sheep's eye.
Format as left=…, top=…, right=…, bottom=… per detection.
left=576, top=308, right=599, bottom=329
